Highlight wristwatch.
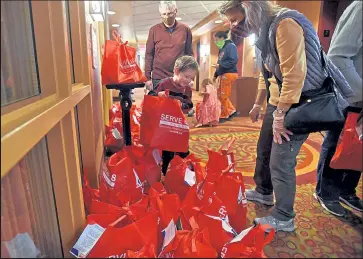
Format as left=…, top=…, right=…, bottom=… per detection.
left=273, top=107, right=286, bottom=118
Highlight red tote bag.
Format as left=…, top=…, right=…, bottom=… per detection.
left=101, top=31, right=147, bottom=85
left=330, top=112, right=363, bottom=171
left=140, top=95, right=190, bottom=153
left=87, top=212, right=159, bottom=258
left=221, top=224, right=275, bottom=258
left=164, top=154, right=206, bottom=202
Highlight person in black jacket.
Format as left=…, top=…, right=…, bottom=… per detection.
left=213, top=30, right=239, bottom=123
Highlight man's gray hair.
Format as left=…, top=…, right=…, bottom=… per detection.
left=159, top=1, right=177, bottom=13
left=218, top=1, right=282, bottom=33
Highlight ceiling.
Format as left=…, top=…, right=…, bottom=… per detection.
left=107, top=1, right=222, bottom=44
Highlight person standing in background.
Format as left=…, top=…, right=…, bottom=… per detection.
left=213, top=30, right=239, bottom=123
left=315, top=1, right=362, bottom=216
left=145, top=1, right=193, bottom=91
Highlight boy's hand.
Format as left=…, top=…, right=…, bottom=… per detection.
left=145, top=80, right=153, bottom=90
left=158, top=91, right=167, bottom=97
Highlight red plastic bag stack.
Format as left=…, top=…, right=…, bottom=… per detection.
left=105, top=103, right=143, bottom=153
left=159, top=227, right=218, bottom=258
left=148, top=182, right=181, bottom=253
left=124, top=145, right=162, bottom=193
left=74, top=138, right=276, bottom=258
left=164, top=154, right=206, bottom=202
left=99, top=150, right=144, bottom=207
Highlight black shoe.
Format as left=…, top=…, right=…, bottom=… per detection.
left=187, top=110, right=195, bottom=117
left=229, top=111, right=240, bottom=119
left=313, top=193, right=346, bottom=217
left=339, top=195, right=363, bottom=212
left=219, top=118, right=229, bottom=123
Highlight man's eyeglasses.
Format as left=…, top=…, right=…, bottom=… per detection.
left=160, top=11, right=176, bottom=17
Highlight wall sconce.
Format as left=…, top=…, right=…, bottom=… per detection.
left=200, top=44, right=210, bottom=57
left=89, top=1, right=105, bottom=22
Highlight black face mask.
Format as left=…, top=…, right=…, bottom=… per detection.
left=163, top=17, right=175, bottom=26
left=231, top=18, right=251, bottom=38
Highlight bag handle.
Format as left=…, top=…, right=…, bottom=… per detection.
left=109, top=214, right=128, bottom=227
left=188, top=216, right=199, bottom=230
left=219, top=139, right=235, bottom=153
left=112, top=30, right=122, bottom=43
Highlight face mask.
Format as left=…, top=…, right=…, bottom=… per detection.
left=215, top=39, right=226, bottom=49
left=163, top=17, right=175, bottom=26
left=231, top=18, right=251, bottom=38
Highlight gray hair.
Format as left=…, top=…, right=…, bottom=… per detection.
left=159, top=1, right=177, bottom=13
left=218, top=1, right=282, bottom=33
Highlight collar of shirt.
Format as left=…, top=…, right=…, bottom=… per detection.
left=162, top=21, right=177, bottom=33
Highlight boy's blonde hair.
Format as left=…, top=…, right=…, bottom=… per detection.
left=174, top=55, right=200, bottom=73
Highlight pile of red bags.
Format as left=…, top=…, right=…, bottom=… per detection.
left=74, top=140, right=274, bottom=258
left=105, top=103, right=142, bottom=153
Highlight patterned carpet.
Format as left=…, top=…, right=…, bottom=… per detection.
left=188, top=117, right=363, bottom=258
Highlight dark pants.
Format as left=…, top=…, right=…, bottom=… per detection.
left=152, top=79, right=162, bottom=90
left=161, top=150, right=190, bottom=175
left=316, top=108, right=362, bottom=201
left=253, top=104, right=309, bottom=221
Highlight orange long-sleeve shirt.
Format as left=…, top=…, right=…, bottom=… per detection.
left=258, top=18, right=307, bottom=106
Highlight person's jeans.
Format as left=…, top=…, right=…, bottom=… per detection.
left=254, top=104, right=275, bottom=195
left=316, top=109, right=362, bottom=201
left=254, top=104, right=309, bottom=221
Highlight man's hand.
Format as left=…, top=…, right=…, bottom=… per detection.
left=145, top=80, right=153, bottom=90
left=249, top=104, right=261, bottom=123
left=272, top=112, right=293, bottom=144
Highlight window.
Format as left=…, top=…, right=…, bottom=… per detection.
left=1, top=1, right=41, bottom=107
left=1, top=138, right=63, bottom=258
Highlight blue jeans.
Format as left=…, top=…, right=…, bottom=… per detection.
left=316, top=110, right=362, bottom=201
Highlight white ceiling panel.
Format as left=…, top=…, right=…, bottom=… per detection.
left=108, top=0, right=222, bottom=44
left=187, top=13, right=209, bottom=20
left=175, top=1, right=202, bottom=8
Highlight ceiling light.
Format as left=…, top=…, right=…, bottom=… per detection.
left=176, top=17, right=182, bottom=21
left=112, top=24, right=120, bottom=28
left=215, top=20, right=223, bottom=24
left=89, top=1, right=105, bottom=21
left=107, top=11, right=116, bottom=15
